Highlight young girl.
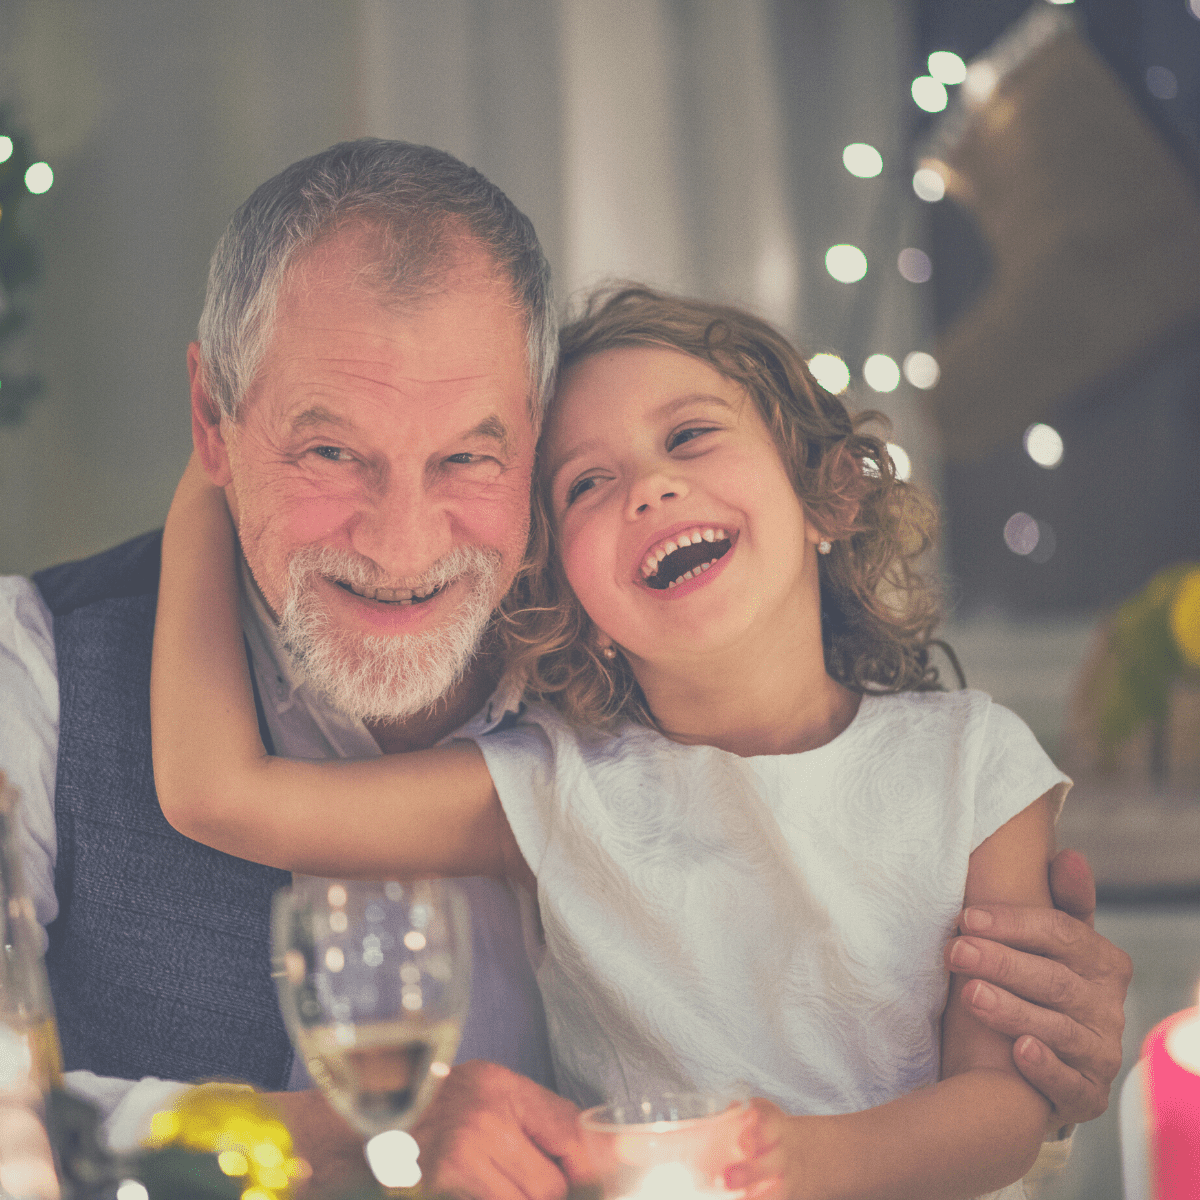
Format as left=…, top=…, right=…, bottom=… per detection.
left=153, top=285, right=1068, bottom=1200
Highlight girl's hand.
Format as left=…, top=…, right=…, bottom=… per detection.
left=724, top=1099, right=811, bottom=1200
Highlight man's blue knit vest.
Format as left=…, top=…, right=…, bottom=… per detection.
left=33, top=532, right=295, bottom=1087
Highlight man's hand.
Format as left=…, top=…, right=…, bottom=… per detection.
left=265, top=1089, right=372, bottom=1198
left=944, top=848, right=1132, bottom=1130
left=409, top=1061, right=592, bottom=1200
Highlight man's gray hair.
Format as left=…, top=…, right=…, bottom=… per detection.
left=197, top=138, right=556, bottom=423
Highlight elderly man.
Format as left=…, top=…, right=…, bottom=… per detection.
left=0, top=140, right=1129, bottom=1197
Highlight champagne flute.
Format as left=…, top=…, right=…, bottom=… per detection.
left=271, top=878, right=472, bottom=1142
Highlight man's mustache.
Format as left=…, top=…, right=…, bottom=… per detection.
left=284, top=544, right=502, bottom=599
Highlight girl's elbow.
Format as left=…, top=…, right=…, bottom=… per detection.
left=156, top=776, right=230, bottom=845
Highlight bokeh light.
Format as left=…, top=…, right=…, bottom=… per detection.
left=886, top=443, right=912, bottom=481
left=928, top=51, right=967, bottom=85
left=912, top=167, right=946, bottom=202
left=1146, top=66, right=1179, bottom=100
left=902, top=351, right=940, bottom=390
left=116, top=1182, right=149, bottom=1200
left=1003, top=514, right=1057, bottom=563
left=824, top=244, right=868, bottom=283
left=963, top=62, right=999, bottom=104
left=863, top=354, right=900, bottom=393
left=0, top=138, right=12, bottom=164
left=911, top=76, right=949, bottom=113
left=897, top=248, right=932, bottom=283
left=24, top=163, right=53, bottom=195
left=1023, top=423, right=1064, bottom=469
left=1003, top=513, right=1040, bottom=556
left=842, top=143, right=883, bottom=178
left=366, top=1131, right=422, bottom=1188
left=807, top=353, right=850, bottom=395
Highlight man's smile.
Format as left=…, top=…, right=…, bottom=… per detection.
left=332, top=578, right=447, bottom=606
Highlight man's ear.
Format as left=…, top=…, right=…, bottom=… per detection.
left=188, top=342, right=233, bottom=487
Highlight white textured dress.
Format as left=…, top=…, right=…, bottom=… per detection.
left=473, top=689, right=1070, bottom=1200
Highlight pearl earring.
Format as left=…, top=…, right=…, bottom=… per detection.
left=818, top=539, right=832, bottom=555
left=602, top=646, right=617, bottom=660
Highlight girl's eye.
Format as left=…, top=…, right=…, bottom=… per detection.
left=565, top=476, right=599, bottom=505
left=667, top=427, right=716, bottom=451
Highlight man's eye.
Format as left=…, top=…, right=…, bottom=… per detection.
left=446, top=453, right=478, bottom=465
left=313, top=445, right=349, bottom=462
left=667, top=427, right=716, bottom=451
left=565, top=476, right=598, bottom=505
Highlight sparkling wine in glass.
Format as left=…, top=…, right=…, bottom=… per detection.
left=272, top=878, right=472, bottom=1139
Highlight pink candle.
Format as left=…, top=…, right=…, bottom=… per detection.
left=1142, top=1001, right=1200, bottom=1199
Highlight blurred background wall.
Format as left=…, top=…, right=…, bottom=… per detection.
left=0, top=6, right=1199, bottom=1193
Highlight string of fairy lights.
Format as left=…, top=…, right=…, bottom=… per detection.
left=801, top=26, right=1070, bottom=565
left=0, top=122, right=54, bottom=426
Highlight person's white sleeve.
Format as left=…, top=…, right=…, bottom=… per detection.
left=1022, top=1127, right=1074, bottom=1196
left=1, top=578, right=195, bottom=1150
left=971, top=699, right=1072, bottom=850
left=63, top=1072, right=190, bottom=1153
left=0, top=578, right=61, bottom=949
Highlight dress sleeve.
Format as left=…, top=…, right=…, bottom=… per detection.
left=971, top=699, right=1072, bottom=851
left=0, top=578, right=61, bottom=947
left=470, top=706, right=562, bottom=877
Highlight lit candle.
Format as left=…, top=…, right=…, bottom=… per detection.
left=1135, top=989, right=1200, bottom=1199
left=580, top=1094, right=747, bottom=1200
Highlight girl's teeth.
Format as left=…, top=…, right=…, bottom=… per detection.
left=642, top=528, right=731, bottom=581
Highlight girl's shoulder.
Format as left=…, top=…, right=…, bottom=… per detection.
left=856, top=689, right=1070, bottom=826
left=850, top=687, right=995, bottom=746
left=851, top=689, right=1062, bottom=776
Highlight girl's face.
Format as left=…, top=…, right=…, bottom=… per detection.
left=542, top=345, right=826, bottom=671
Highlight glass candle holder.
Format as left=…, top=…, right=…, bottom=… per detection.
left=579, top=1093, right=748, bottom=1200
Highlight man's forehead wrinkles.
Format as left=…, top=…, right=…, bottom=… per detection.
left=290, top=352, right=499, bottom=389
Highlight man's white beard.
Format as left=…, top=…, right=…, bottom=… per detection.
left=277, top=544, right=503, bottom=723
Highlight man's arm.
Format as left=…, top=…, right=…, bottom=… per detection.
left=945, top=847, right=1132, bottom=1129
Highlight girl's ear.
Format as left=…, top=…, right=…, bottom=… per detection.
left=810, top=444, right=863, bottom=541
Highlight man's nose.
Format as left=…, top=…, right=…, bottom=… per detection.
left=625, top=468, right=688, bottom=520
left=350, top=471, right=452, bottom=579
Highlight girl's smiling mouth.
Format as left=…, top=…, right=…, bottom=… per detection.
left=639, top=526, right=735, bottom=590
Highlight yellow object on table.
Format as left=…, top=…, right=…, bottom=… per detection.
left=145, top=1083, right=310, bottom=1200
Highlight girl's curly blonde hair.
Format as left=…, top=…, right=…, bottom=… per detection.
left=498, top=284, right=945, bottom=728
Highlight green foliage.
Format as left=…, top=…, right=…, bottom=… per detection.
left=1098, top=563, right=1195, bottom=748
left=0, top=107, right=45, bottom=427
